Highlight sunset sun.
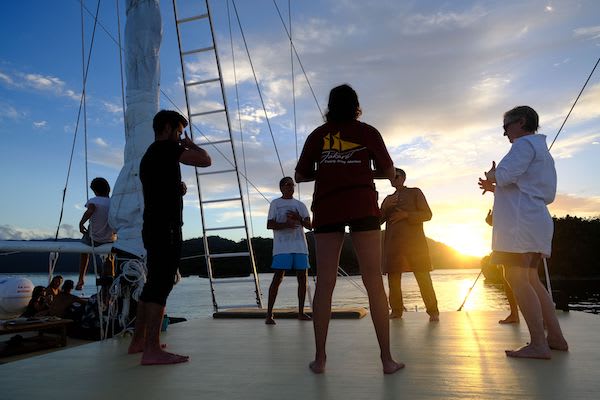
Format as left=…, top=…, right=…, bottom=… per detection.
left=430, top=224, right=491, bottom=258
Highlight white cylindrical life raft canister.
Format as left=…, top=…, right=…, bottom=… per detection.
left=0, top=277, right=34, bottom=319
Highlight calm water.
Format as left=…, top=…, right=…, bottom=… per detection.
left=4, top=269, right=516, bottom=319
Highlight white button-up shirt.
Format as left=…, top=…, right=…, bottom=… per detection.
left=492, top=134, right=556, bottom=256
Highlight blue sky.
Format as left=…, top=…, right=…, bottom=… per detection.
left=1, top=0, right=599, bottom=256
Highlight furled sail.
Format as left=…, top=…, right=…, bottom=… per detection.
left=109, top=0, right=162, bottom=258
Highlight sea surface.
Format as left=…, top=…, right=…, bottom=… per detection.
left=8, top=269, right=596, bottom=319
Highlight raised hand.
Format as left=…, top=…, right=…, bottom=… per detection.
left=180, top=131, right=196, bottom=149
left=484, top=161, right=496, bottom=181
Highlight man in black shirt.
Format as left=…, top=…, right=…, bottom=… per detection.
left=128, top=110, right=211, bottom=365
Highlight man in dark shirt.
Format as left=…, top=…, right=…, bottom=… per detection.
left=128, top=110, right=211, bottom=365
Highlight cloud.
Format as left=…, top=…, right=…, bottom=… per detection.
left=569, top=83, right=600, bottom=122
left=550, top=130, right=600, bottom=159
left=0, top=101, right=22, bottom=120
left=400, top=7, right=488, bottom=35
left=88, top=144, right=123, bottom=170
left=0, top=224, right=80, bottom=241
left=0, top=225, right=53, bottom=240
left=550, top=193, right=600, bottom=217
left=574, top=25, right=600, bottom=40
left=0, top=69, right=81, bottom=100
left=103, top=101, right=123, bottom=114
left=94, top=137, right=109, bottom=148
left=0, top=71, right=14, bottom=85
left=33, top=120, right=47, bottom=129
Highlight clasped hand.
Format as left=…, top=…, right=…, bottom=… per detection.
left=285, top=210, right=302, bottom=228
left=478, top=161, right=496, bottom=195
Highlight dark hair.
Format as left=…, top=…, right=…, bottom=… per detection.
left=325, top=84, right=362, bottom=123
left=32, top=286, right=45, bottom=300
left=395, top=168, right=406, bottom=179
left=62, top=280, right=74, bottom=291
left=90, top=177, right=110, bottom=196
left=504, top=106, right=539, bottom=132
left=279, top=176, right=294, bottom=186
left=153, top=110, right=188, bottom=138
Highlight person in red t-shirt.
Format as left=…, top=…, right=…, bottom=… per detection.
left=295, top=84, right=404, bottom=374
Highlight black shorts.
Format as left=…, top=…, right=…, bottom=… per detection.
left=139, top=228, right=182, bottom=306
left=490, top=251, right=542, bottom=269
left=314, top=216, right=381, bottom=234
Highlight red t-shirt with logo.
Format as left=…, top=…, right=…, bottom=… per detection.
left=295, top=120, right=393, bottom=228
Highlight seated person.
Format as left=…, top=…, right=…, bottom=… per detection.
left=45, top=275, right=64, bottom=305
left=21, top=286, right=50, bottom=318
left=77, top=177, right=116, bottom=290
left=47, top=280, right=87, bottom=318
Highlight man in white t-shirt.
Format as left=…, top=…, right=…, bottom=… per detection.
left=265, top=176, right=312, bottom=325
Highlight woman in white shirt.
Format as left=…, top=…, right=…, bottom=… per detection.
left=478, top=106, right=568, bottom=359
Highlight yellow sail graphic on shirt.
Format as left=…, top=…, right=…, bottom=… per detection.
left=323, top=132, right=362, bottom=152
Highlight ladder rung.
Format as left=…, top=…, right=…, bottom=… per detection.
left=210, top=252, right=250, bottom=259
left=182, top=46, right=215, bottom=56
left=202, top=197, right=241, bottom=205
left=205, top=225, right=245, bottom=231
left=212, top=278, right=256, bottom=285
left=176, top=13, right=208, bottom=24
left=197, top=168, right=236, bottom=176
left=197, top=139, right=231, bottom=146
left=190, top=109, right=225, bottom=117
left=185, top=77, right=220, bottom=87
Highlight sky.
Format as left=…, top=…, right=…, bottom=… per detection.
left=0, top=0, right=599, bottom=257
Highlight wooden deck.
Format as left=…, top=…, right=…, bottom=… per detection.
left=0, top=311, right=597, bottom=399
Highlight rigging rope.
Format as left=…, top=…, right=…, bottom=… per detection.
left=287, top=0, right=300, bottom=201
left=78, top=0, right=273, bottom=206
left=53, top=0, right=101, bottom=244
left=231, top=0, right=285, bottom=177
left=549, top=56, right=600, bottom=151
left=107, top=258, right=147, bottom=338
left=227, top=0, right=254, bottom=237
left=115, top=0, right=127, bottom=126
left=271, top=0, right=323, bottom=118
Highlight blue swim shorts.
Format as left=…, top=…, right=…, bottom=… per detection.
left=271, top=253, right=310, bottom=270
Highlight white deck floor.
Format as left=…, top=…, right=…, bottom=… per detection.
left=0, top=310, right=597, bottom=399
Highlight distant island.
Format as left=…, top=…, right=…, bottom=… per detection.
left=0, top=232, right=479, bottom=276
left=2, top=216, right=597, bottom=280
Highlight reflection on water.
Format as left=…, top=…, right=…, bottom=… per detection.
left=7, top=269, right=512, bottom=319
left=7, top=269, right=598, bottom=320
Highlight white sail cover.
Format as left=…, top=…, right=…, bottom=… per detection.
left=109, top=0, right=162, bottom=258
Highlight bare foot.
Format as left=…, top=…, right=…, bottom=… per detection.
left=389, top=311, right=402, bottom=319
left=548, top=336, right=568, bottom=351
left=383, top=360, right=405, bottom=374
left=309, top=359, right=326, bottom=374
left=298, top=313, right=311, bottom=321
left=128, top=340, right=144, bottom=354
left=505, top=343, right=551, bottom=359
left=128, top=343, right=167, bottom=354
left=75, top=281, right=84, bottom=291
left=141, top=350, right=189, bottom=365
left=265, top=316, right=276, bottom=325
left=499, top=314, right=519, bottom=324
left=429, top=314, right=439, bottom=322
